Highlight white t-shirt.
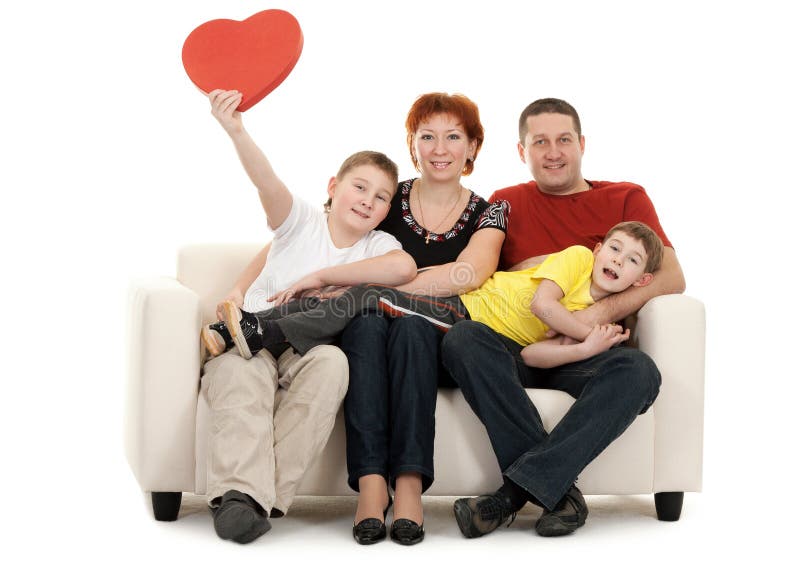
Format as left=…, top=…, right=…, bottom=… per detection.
left=243, top=197, right=402, bottom=312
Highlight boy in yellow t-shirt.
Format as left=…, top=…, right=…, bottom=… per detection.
left=213, top=221, right=663, bottom=368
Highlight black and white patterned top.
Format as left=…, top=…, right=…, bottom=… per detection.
left=378, top=178, right=509, bottom=269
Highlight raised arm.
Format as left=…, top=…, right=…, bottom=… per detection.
left=393, top=227, right=505, bottom=296
left=209, top=89, right=293, bottom=230
left=566, top=246, right=685, bottom=326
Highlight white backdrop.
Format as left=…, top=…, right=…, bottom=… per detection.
left=1, top=0, right=797, bottom=574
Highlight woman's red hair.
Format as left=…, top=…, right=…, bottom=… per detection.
left=405, top=93, right=484, bottom=176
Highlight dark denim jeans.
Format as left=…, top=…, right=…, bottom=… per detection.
left=340, top=313, right=452, bottom=492
left=440, top=321, right=661, bottom=511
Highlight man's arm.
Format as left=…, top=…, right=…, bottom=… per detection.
left=567, top=246, right=685, bottom=326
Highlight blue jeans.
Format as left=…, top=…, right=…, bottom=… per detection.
left=340, top=313, right=453, bottom=492
left=440, top=321, right=661, bottom=511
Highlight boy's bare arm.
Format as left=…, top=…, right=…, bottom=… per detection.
left=216, top=243, right=271, bottom=320
left=530, top=279, right=593, bottom=341
left=521, top=324, right=630, bottom=368
left=567, top=247, right=685, bottom=326
left=269, top=250, right=417, bottom=305
left=209, top=90, right=293, bottom=230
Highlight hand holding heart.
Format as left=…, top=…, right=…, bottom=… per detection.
left=182, top=9, right=303, bottom=112
left=209, top=90, right=243, bottom=135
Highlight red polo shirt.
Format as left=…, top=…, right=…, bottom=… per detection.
left=489, top=180, right=672, bottom=270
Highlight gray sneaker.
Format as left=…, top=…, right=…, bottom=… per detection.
left=212, top=490, right=271, bottom=544
left=534, top=485, right=588, bottom=537
left=453, top=491, right=518, bottom=538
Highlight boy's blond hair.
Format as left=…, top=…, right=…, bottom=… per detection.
left=336, top=151, right=399, bottom=185
left=324, top=151, right=399, bottom=211
left=603, top=221, right=664, bottom=273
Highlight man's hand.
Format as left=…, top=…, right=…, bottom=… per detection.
left=216, top=288, right=244, bottom=321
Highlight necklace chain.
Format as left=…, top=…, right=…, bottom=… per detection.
left=415, top=182, right=464, bottom=244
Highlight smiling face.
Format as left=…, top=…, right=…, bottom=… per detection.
left=327, top=163, right=395, bottom=237
left=413, top=113, right=477, bottom=184
left=591, top=231, right=654, bottom=298
left=517, top=112, right=588, bottom=195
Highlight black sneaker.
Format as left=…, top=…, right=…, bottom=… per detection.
left=220, top=301, right=262, bottom=359
left=534, top=485, right=588, bottom=537
left=201, top=321, right=234, bottom=359
left=453, top=491, right=518, bottom=538
left=212, top=490, right=271, bottom=544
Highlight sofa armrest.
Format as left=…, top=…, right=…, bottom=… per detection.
left=632, top=294, right=705, bottom=492
left=125, top=277, right=202, bottom=493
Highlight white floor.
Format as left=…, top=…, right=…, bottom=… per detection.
left=71, top=467, right=788, bottom=579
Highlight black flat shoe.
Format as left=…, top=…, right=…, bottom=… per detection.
left=390, top=518, right=425, bottom=546
left=353, top=517, right=386, bottom=545
left=352, top=495, right=393, bottom=545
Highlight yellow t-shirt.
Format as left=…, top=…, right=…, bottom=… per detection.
left=459, top=245, right=595, bottom=346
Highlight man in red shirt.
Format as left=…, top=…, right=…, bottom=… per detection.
left=443, top=98, right=686, bottom=538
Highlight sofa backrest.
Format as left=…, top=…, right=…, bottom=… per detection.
left=177, top=243, right=263, bottom=323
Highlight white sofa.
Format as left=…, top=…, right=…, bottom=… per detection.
left=125, top=243, right=705, bottom=522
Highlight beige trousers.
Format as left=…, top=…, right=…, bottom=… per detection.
left=201, top=345, right=348, bottom=514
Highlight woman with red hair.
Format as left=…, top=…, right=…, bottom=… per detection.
left=343, top=93, right=508, bottom=545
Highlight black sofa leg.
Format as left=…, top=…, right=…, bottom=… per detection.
left=654, top=491, right=683, bottom=521
left=152, top=492, right=182, bottom=521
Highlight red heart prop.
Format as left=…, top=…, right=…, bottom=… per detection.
left=182, top=9, right=303, bottom=112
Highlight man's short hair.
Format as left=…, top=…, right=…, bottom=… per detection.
left=603, top=221, right=664, bottom=274
left=518, top=98, right=582, bottom=143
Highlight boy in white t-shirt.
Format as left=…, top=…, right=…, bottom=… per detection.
left=198, top=90, right=416, bottom=545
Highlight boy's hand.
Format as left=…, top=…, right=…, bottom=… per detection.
left=209, top=89, right=243, bottom=134
left=268, top=272, right=326, bottom=306
left=581, top=324, right=630, bottom=357
left=217, top=288, right=244, bottom=321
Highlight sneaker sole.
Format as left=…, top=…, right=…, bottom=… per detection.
left=200, top=326, right=225, bottom=358
left=221, top=301, right=253, bottom=360
left=453, top=499, right=484, bottom=539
